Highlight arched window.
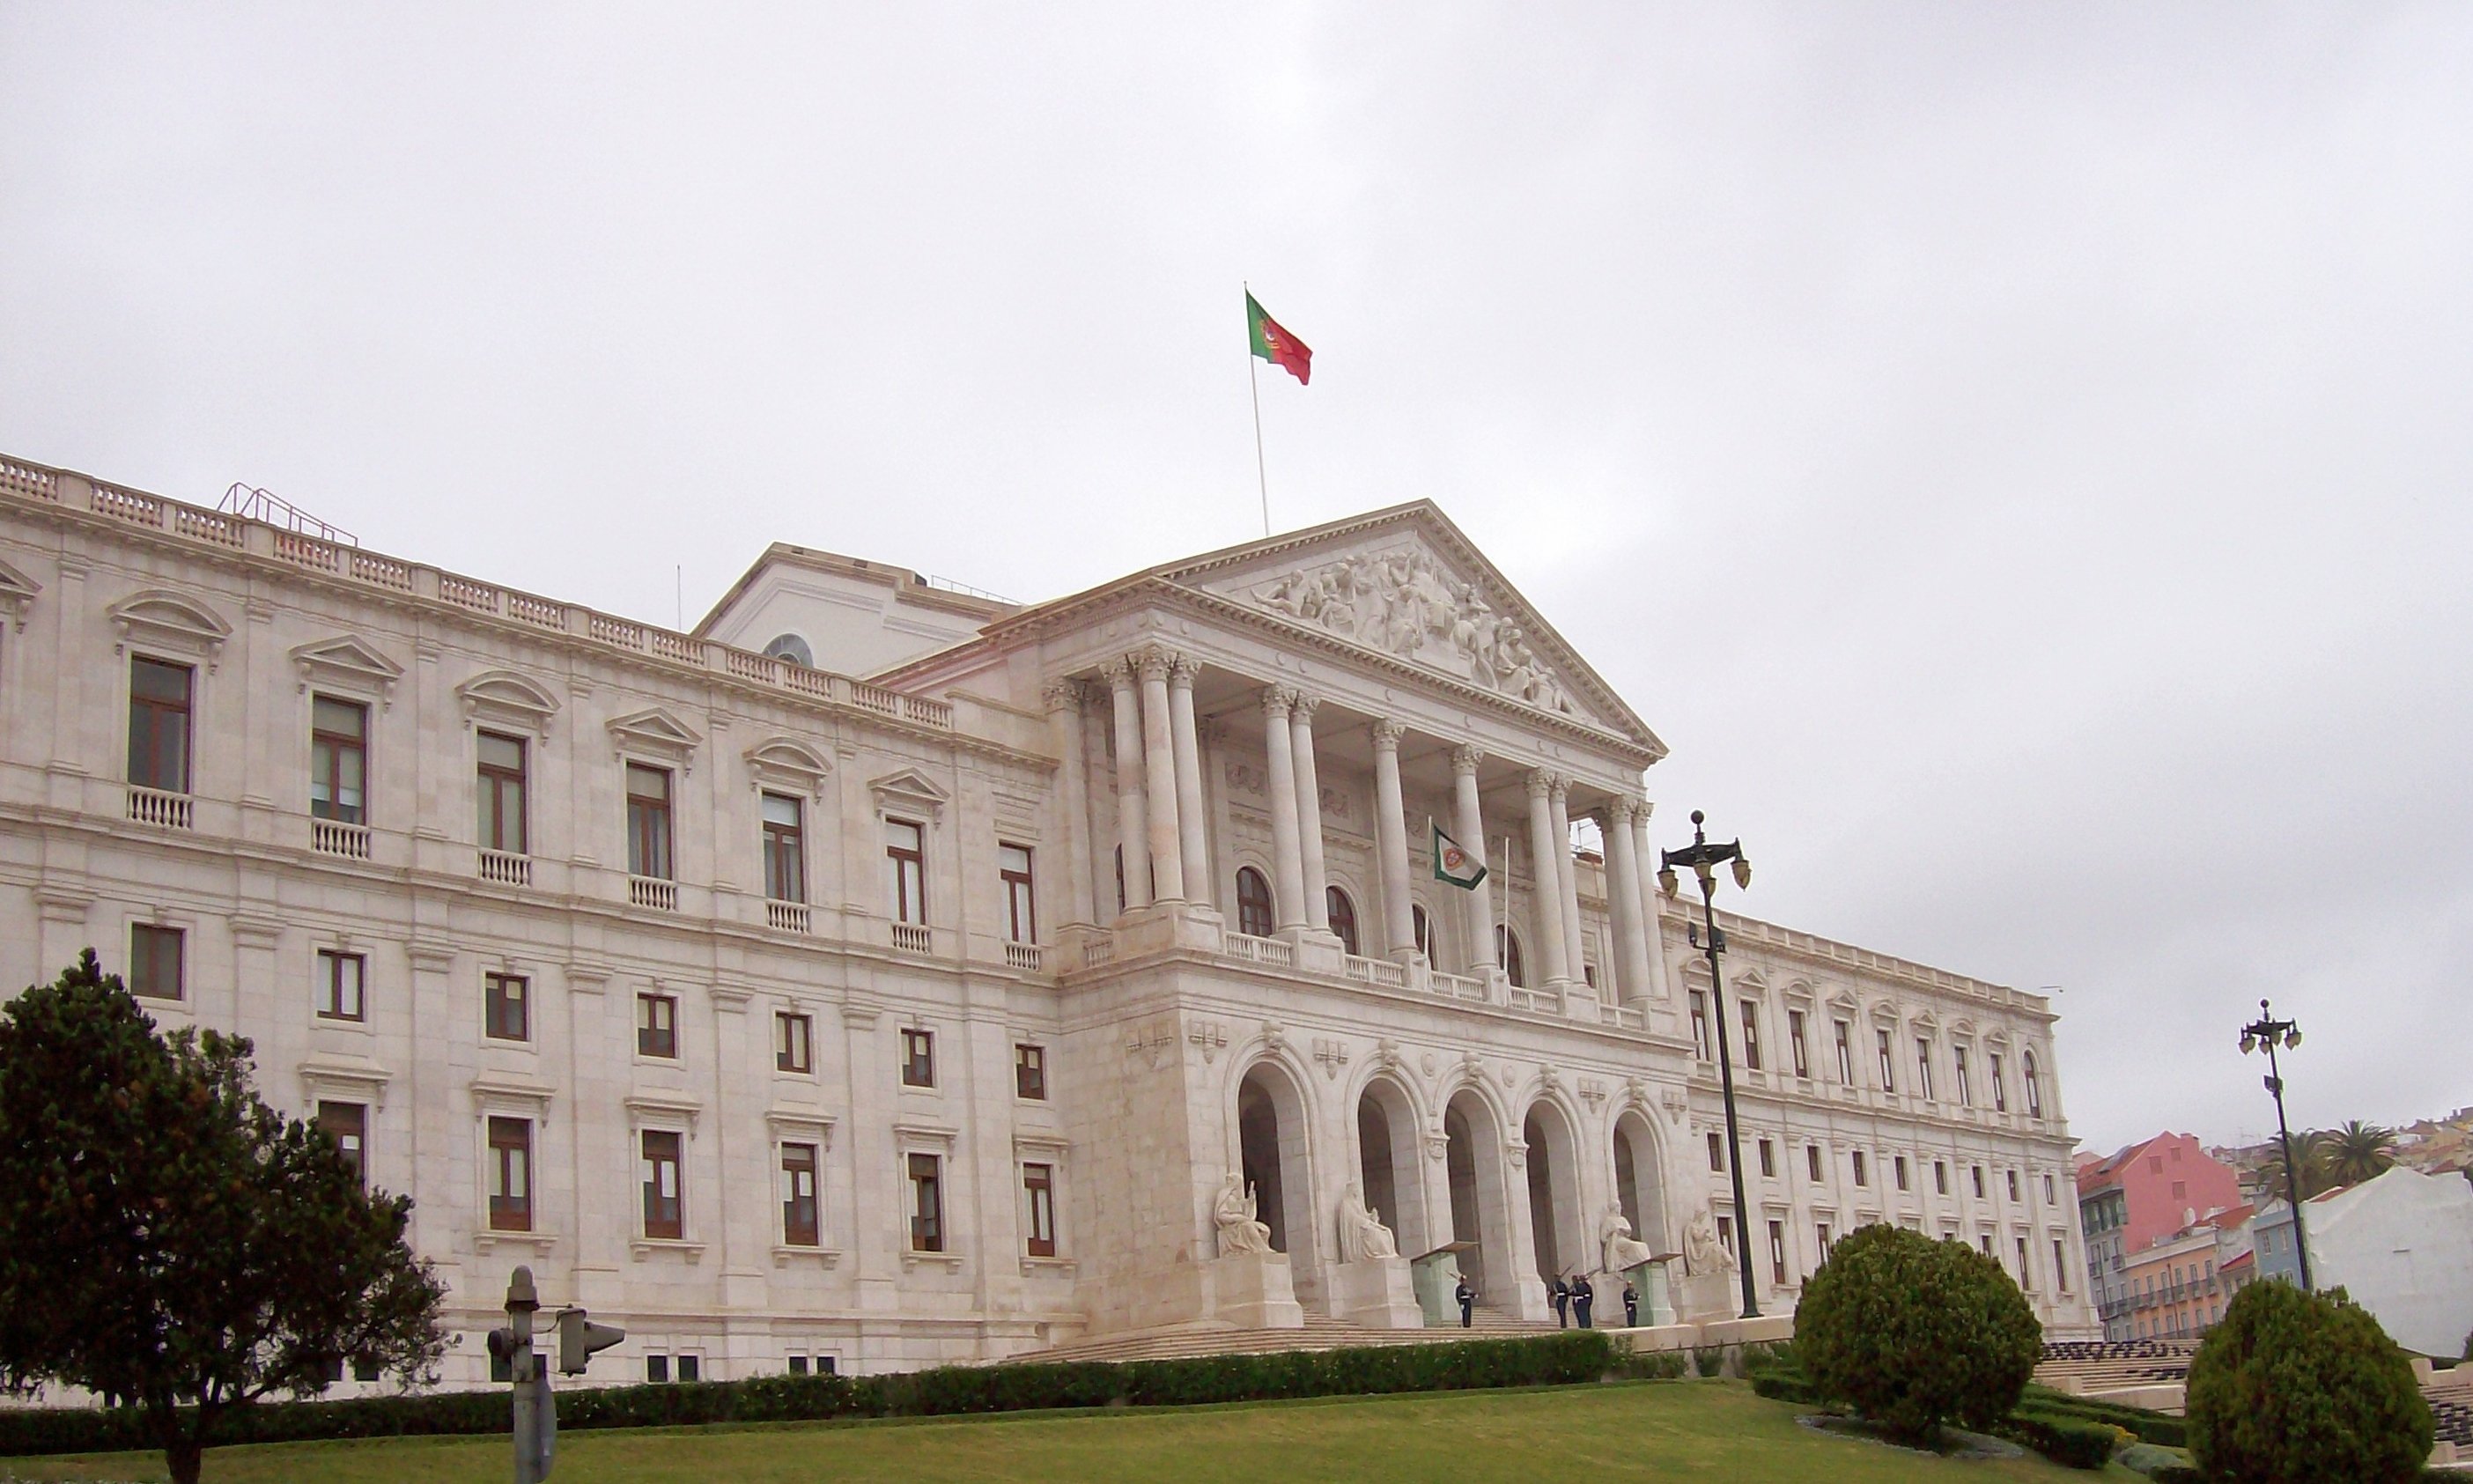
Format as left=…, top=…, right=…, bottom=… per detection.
left=1412, top=904, right=1435, bottom=963
left=1235, top=867, right=1275, bottom=938
left=763, top=632, right=814, bottom=668
left=1325, top=886, right=1359, bottom=956
left=1495, top=925, right=1524, bottom=986
left=2023, top=1052, right=2043, bottom=1119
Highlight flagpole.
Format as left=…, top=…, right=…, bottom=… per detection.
left=1246, top=287, right=1272, bottom=538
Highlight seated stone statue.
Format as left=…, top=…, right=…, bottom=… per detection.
left=1336, top=1180, right=1399, bottom=1263
left=1214, top=1172, right=1273, bottom=1256
left=1681, top=1207, right=1733, bottom=1275
left=1600, top=1205, right=1656, bottom=1274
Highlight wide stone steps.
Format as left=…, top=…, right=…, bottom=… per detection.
left=1014, top=1310, right=1556, bottom=1367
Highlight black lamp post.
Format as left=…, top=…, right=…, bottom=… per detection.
left=2239, top=1000, right=2312, bottom=1293
left=1659, top=809, right=1759, bottom=1320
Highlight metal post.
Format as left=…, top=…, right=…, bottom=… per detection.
left=2265, top=1038, right=2314, bottom=1293
left=1697, top=881, right=1761, bottom=1319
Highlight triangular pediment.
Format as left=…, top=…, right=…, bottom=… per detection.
left=0, top=556, right=38, bottom=631
left=292, top=635, right=405, bottom=703
left=608, top=707, right=703, bottom=764
left=1156, top=505, right=1654, bottom=747
left=868, top=766, right=949, bottom=820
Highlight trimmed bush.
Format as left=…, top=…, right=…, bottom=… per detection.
left=2002, top=1408, right=2121, bottom=1470
left=1608, top=1348, right=1688, bottom=1381
left=2019, top=1384, right=2186, bottom=1448
left=1793, top=1222, right=2041, bottom=1442
left=0, top=1332, right=1613, bottom=1458
left=2185, top=1281, right=2432, bottom=1484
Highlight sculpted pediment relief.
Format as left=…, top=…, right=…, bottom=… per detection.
left=292, top=635, right=405, bottom=704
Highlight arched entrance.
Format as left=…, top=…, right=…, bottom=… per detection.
left=1355, top=1076, right=1426, bottom=1257
left=1236, top=1061, right=1318, bottom=1299
left=1522, top=1101, right=1584, bottom=1281
left=1443, top=1089, right=1515, bottom=1303
left=1613, top=1108, right=1670, bottom=1259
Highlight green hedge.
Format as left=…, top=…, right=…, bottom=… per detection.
left=2001, top=1408, right=2121, bottom=1470
left=0, top=1332, right=1616, bottom=1458
left=2018, top=1385, right=2185, bottom=1448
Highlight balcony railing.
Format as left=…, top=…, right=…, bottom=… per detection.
left=1428, top=971, right=1487, bottom=1002
left=767, top=899, right=812, bottom=934
left=310, top=818, right=371, bottom=860
left=1222, top=933, right=1296, bottom=969
left=477, top=849, right=532, bottom=887
left=1342, top=955, right=1406, bottom=989
left=1598, top=1002, right=1645, bottom=1031
left=127, top=786, right=192, bottom=831
left=890, top=920, right=933, bottom=955
left=1003, top=941, right=1045, bottom=971
left=1506, top=984, right=1562, bottom=1015
left=628, top=876, right=678, bottom=912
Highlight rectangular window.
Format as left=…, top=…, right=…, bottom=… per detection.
left=1707, top=1131, right=1724, bottom=1171
left=309, top=695, right=369, bottom=823
left=1980, top=1232, right=1994, bottom=1257
left=638, top=993, right=678, bottom=1059
left=2017, top=1235, right=2033, bottom=1290
left=1972, top=1165, right=1986, bottom=1199
left=1833, top=1019, right=1854, bottom=1083
left=776, top=1011, right=812, bottom=1074
left=128, top=656, right=194, bottom=792
left=1023, top=1163, right=1057, bottom=1258
left=902, top=1027, right=935, bottom=1089
left=1817, top=1222, right=1833, bottom=1259
left=1689, top=992, right=1710, bottom=1060
left=130, top=923, right=185, bottom=1001
left=1915, top=1038, right=1934, bottom=1100
left=677, top=1355, right=700, bottom=1383
left=476, top=731, right=528, bottom=853
left=485, top=972, right=529, bottom=1042
left=1953, top=1045, right=1972, bottom=1105
left=1806, top=1143, right=1823, bottom=1183
left=1935, top=1160, right=1949, bottom=1196
left=908, top=1152, right=944, bottom=1252
left=1768, top=1220, right=1789, bottom=1285
left=646, top=1355, right=669, bottom=1384
left=1715, top=1215, right=1734, bottom=1260
left=318, top=1100, right=366, bottom=1185
left=2007, top=1170, right=2020, bottom=1202
left=488, top=1117, right=533, bottom=1231
left=1788, top=1009, right=1809, bottom=1079
left=1876, top=1028, right=1895, bottom=1091
left=762, top=793, right=806, bottom=904
left=1738, top=1001, right=1762, bottom=1071
left=317, top=949, right=366, bottom=1022
left=1015, top=1043, right=1046, bottom=1100
left=641, top=1130, right=683, bottom=1240
left=1989, top=1052, right=2008, bottom=1111
left=886, top=818, right=926, bottom=925
left=1851, top=1151, right=1868, bottom=1187
left=1000, top=843, right=1036, bottom=943
left=1757, top=1138, right=1775, bottom=1178
left=626, top=764, right=674, bottom=881
left=1894, top=1155, right=1910, bottom=1192
left=788, top=1355, right=808, bottom=1375
left=2056, top=1239, right=2071, bottom=1294
left=781, top=1142, right=820, bottom=1247
left=2043, top=1173, right=2056, bottom=1205
left=2025, top=1056, right=2044, bottom=1118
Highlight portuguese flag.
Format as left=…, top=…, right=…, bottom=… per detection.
left=1247, top=292, right=1312, bottom=385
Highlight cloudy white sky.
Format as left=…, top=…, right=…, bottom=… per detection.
left=4, top=4, right=2467, bottom=1157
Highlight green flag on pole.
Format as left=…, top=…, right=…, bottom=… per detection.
left=1432, top=821, right=1487, bottom=890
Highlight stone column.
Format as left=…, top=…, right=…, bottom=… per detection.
left=1524, top=771, right=1572, bottom=986
left=1136, top=649, right=1185, bottom=904
left=1168, top=658, right=1212, bottom=909
left=1105, top=658, right=1149, bottom=913
left=1081, top=690, right=1115, bottom=918
left=1044, top=681, right=1097, bottom=927
left=1600, top=799, right=1654, bottom=1002
left=1369, top=720, right=1417, bottom=960
left=1547, top=778, right=1587, bottom=986
left=1261, top=687, right=1307, bottom=932
left=1450, top=747, right=1494, bottom=972
left=1291, top=696, right=1331, bottom=934
left=1631, top=807, right=1672, bottom=996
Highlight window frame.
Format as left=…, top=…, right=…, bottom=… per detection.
left=1023, top=1162, right=1057, bottom=1259
left=780, top=1141, right=821, bottom=1248
left=316, top=949, right=367, bottom=1023
left=308, top=694, right=370, bottom=824
left=1875, top=1027, right=1896, bottom=1091
left=637, top=992, right=679, bottom=1059
left=907, top=1151, right=945, bottom=1253
left=129, top=922, right=186, bottom=1002
left=1015, top=1042, right=1047, bottom=1101
left=1787, top=1008, right=1809, bottom=1079
left=626, top=762, right=675, bottom=882
left=1707, top=1131, right=1724, bottom=1171
left=999, top=843, right=1037, bottom=944
left=775, top=1010, right=813, bottom=1074
left=487, top=1116, right=534, bottom=1232
left=127, top=655, right=195, bottom=794
left=318, top=1100, right=367, bottom=1185
left=885, top=817, right=926, bottom=925
left=484, top=971, right=530, bottom=1042
left=1234, top=866, right=1275, bottom=937
left=476, top=730, right=529, bottom=855
left=1915, top=1037, right=1934, bottom=1100
left=1689, top=992, right=1710, bottom=1061
left=1738, top=1000, right=1762, bottom=1071
left=762, top=792, right=807, bottom=904
left=641, top=1128, right=685, bottom=1241
left=900, top=1027, right=935, bottom=1089
left=1833, top=1018, right=1854, bottom=1083
left=1325, top=885, right=1359, bottom=956
left=1953, top=1045, right=1972, bottom=1105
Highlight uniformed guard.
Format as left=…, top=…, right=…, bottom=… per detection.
left=1455, top=1278, right=1475, bottom=1328
left=1571, top=1274, right=1594, bottom=1329
left=1622, top=1281, right=1639, bottom=1328
left=1549, top=1274, right=1569, bottom=1328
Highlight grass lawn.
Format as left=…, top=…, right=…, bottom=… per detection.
left=4, top=1380, right=2146, bottom=1483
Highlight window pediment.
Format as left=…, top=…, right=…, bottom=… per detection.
left=607, top=707, right=701, bottom=772
left=869, top=766, right=949, bottom=822
left=457, top=669, right=560, bottom=736
left=107, top=589, right=232, bottom=668
left=0, top=556, right=39, bottom=631
left=292, top=635, right=405, bottom=706
left=746, top=736, right=833, bottom=798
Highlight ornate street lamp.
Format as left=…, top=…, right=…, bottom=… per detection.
left=2239, top=1000, right=2312, bottom=1292
left=1660, top=810, right=1760, bottom=1319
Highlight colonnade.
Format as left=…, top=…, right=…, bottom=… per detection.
left=1043, top=647, right=1669, bottom=1003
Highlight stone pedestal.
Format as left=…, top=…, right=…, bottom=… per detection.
left=1328, top=1256, right=1422, bottom=1329
left=1208, top=1251, right=1305, bottom=1330
left=1675, top=1270, right=1738, bottom=1321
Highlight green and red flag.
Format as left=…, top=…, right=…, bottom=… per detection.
left=1247, top=292, right=1312, bottom=385
left=1432, top=820, right=1487, bottom=890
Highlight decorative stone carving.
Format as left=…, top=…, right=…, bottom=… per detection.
left=1224, top=761, right=1266, bottom=794
left=1260, top=1019, right=1286, bottom=1054
left=1316, top=785, right=1352, bottom=821
left=1247, top=548, right=1576, bottom=714
left=1601, top=1206, right=1656, bottom=1273
left=1659, top=1086, right=1690, bottom=1125
left=1682, top=1207, right=1735, bottom=1275
left=1312, top=1037, right=1351, bottom=1080
left=1336, top=1181, right=1399, bottom=1262
left=1214, top=1173, right=1273, bottom=1256
left=1187, top=1020, right=1227, bottom=1064
left=1577, top=1076, right=1607, bottom=1111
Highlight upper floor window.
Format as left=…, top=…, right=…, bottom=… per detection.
left=1738, top=1000, right=1762, bottom=1071
left=1707, top=1131, right=1724, bottom=1171
left=762, top=793, right=805, bottom=904
left=1023, top=1163, right=1057, bottom=1258
left=1953, top=1045, right=1973, bottom=1105
left=309, top=696, right=368, bottom=823
left=317, top=949, right=366, bottom=1022
left=1833, top=1018, right=1854, bottom=1083
left=901, top=1027, right=934, bottom=1089
left=487, top=1116, right=533, bottom=1231
left=485, top=972, right=529, bottom=1041
left=1689, top=992, right=1710, bottom=1061
left=776, top=1010, right=812, bottom=1074
left=1972, top=1164, right=1987, bottom=1199
left=318, top=1100, right=366, bottom=1185
left=2043, top=1173, right=2057, bottom=1205
left=1935, top=1160, right=1950, bottom=1195
left=1875, top=1028, right=1896, bottom=1091
left=1989, top=1052, right=2009, bottom=1112
left=2007, top=1169, right=2021, bottom=1202
left=476, top=732, right=528, bottom=854
left=1787, top=1009, right=1809, bottom=1079
left=1235, top=867, right=1274, bottom=937
left=641, top=1130, right=683, bottom=1240
left=762, top=631, right=813, bottom=668
left=908, top=1152, right=944, bottom=1252
left=130, top=923, right=185, bottom=1001
left=2024, top=1052, right=2044, bottom=1118
left=885, top=818, right=926, bottom=925
left=1000, top=844, right=1036, bottom=943
left=1806, top=1143, right=1823, bottom=1183
left=637, top=992, right=678, bottom=1059
left=1411, top=904, right=1435, bottom=961
left=626, top=764, right=674, bottom=881
left=1851, top=1150, right=1869, bottom=1187
left=1015, top=1043, right=1046, bottom=1100
left=1326, top=887, right=1359, bottom=956
left=781, top=1141, right=820, bottom=1246
left=1496, top=926, right=1525, bottom=987
left=1915, top=1038, right=1935, bottom=1101
left=128, top=657, right=193, bottom=793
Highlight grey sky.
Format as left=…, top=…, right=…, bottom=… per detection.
left=4, top=4, right=2468, bottom=1157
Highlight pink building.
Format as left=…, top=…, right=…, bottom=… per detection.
left=2081, top=1132, right=2244, bottom=1258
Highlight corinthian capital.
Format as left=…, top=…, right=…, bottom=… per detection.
left=1369, top=718, right=1407, bottom=749
left=1040, top=679, right=1087, bottom=715
left=1288, top=692, right=1320, bottom=725
left=1133, top=644, right=1178, bottom=683
left=1261, top=683, right=1299, bottom=720
left=1526, top=767, right=1558, bottom=798
left=1100, top=654, right=1138, bottom=690
left=1170, top=653, right=1200, bottom=686
left=1450, top=744, right=1485, bottom=775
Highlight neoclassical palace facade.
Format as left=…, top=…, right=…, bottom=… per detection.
left=0, top=452, right=2097, bottom=1384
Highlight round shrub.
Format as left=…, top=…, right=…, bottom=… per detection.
left=1792, top=1222, right=2041, bottom=1441
left=2185, top=1281, right=2432, bottom=1484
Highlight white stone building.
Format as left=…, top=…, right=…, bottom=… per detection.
left=0, top=452, right=2098, bottom=1384
left=2253, top=1169, right=2473, bottom=1358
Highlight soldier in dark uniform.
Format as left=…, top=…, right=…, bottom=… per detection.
left=1571, top=1274, right=1594, bottom=1329
left=1622, top=1281, right=1639, bottom=1328
left=1455, top=1278, right=1474, bottom=1328
left=1549, top=1274, right=1569, bottom=1328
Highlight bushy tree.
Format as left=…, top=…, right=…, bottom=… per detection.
left=0, top=952, right=446, bottom=1484
left=2185, top=1280, right=2432, bottom=1484
left=1792, top=1222, right=2041, bottom=1442
left=2318, top=1120, right=2397, bottom=1189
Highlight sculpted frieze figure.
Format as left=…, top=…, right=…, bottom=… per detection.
left=1214, top=1172, right=1273, bottom=1256
left=1681, top=1207, right=1734, bottom=1276
left=1246, top=547, right=1577, bottom=716
left=1335, top=1180, right=1399, bottom=1263
left=1600, top=1205, right=1656, bottom=1274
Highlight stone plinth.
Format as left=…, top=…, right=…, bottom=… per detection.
left=1205, top=1251, right=1305, bottom=1330
left=1327, top=1256, right=1422, bottom=1329
left=1699, top=1313, right=1796, bottom=1347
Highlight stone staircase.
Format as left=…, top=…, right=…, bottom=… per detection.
left=1013, top=1309, right=1555, bottom=1367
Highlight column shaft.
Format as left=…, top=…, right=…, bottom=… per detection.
left=1262, top=689, right=1307, bottom=931
left=1045, top=683, right=1096, bottom=927
left=1371, top=720, right=1416, bottom=959
left=1106, top=660, right=1150, bottom=913
left=1168, top=660, right=1212, bottom=908
left=1136, top=651, right=1185, bottom=903
left=1291, top=698, right=1331, bottom=933
left=1601, top=801, right=1653, bottom=1001
left=1632, top=808, right=1671, bottom=996
left=1525, top=772, right=1572, bottom=986
left=1548, top=779, right=1588, bottom=986
left=1451, top=747, right=1494, bottom=972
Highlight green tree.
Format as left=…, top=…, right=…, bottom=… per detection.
left=0, top=951, right=446, bottom=1484
left=2319, top=1120, right=2397, bottom=1189
left=2261, top=1132, right=2336, bottom=1203
left=2187, top=1280, right=2432, bottom=1483
left=1793, top=1222, right=2041, bottom=1443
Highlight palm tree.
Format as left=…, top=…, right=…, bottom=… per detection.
left=2320, top=1120, right=2397, bottom=1188
left=2262, top=1132, right=2336, bottom=1203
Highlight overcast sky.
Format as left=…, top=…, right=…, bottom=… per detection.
left=4, top=4, right=2468, bottom=1157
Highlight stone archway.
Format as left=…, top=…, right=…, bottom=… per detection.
left=1613, top=1107, right=1670, bottom=1258
left=1443, top=1088, right=1515, bottom=1303
left=1355, top=1075, right=1427, bottom=1258
left=1236, top=1060, right=1318, bottom=1299
left=1522, top=1100, right=1585, bottom=1282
